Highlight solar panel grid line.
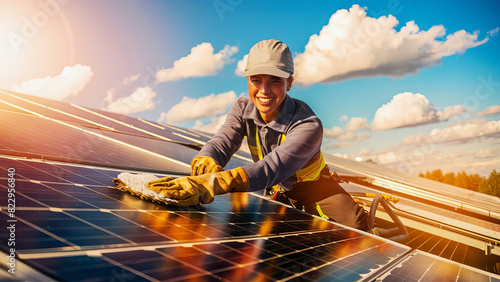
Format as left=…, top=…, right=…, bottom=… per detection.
left=418, top=235, right=442, bottom=254
left=16, top=229, right=339, bottom=261
left=413, top=233, right=435, bottom=251
left=186, top=128, right=215, bottom=139
left=0, top=102, right=33, bottom=116
left=146, top=249, right=224, bottom=281
left=0, top=251, right=57, bottom=281
left=0, top=100, right=241, bottom=174
left=0, top=90, right=111, bottom=128
left=1, top=90, right=153, bottom=140
left=16, top=181, right=103, bottom=210
left=12, top=211, right=139, bottom=252
left=2, top=95, right=202, bottom=155
left=68, top=103, right=215, bottom=153
left=71, top=103, right=177, bottom=143
left=13, top=209, right=191, bottom=252
left=428, top=237, right=449, bottom=257
left=136, top=118, right=215, bottom=150
left=0, top=156, right=117, bottom=185
left=0, top=98, right=45, bottom=119
left=279, top=241, right=389, bottom=281
left=449, top=240, right=460, bottom=259
left=99, top=255, right=162, bottom=282
left=0, top=210, right=80, bottom=250
left=0, top=183, right=56, bottom=209
left=139, top=118, right=202, bottom=139
left=4, top=177, right=168, bottom=213
left=376, top=251, right=500, bottom=281
left=1, top=180, right=107, bottom=211
left=158, top=121, right=211, bottom=139
left=152, top=120, right=254, bottom=163
left=191, top=246, right=252, bottom=274
left=62, top=212, right=138, bottom=246
left=0, top=90, right=116, bottom=131
left=103, top=232, right=394, bottom=281
left=0, top=105, right=192, bottom=170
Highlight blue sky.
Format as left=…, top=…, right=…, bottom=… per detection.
left=1, top=0, right=499, bottom=176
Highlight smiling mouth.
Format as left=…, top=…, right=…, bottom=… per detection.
left=258, top=97, right=273, bottom=104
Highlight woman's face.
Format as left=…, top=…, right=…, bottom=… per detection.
left=248, top=74, right=293, bottom=123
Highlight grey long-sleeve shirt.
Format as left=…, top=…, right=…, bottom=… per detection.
left=198, top=95, right=323, bottom=192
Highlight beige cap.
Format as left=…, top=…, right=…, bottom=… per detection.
left=242, top=39, right=294, bottom=78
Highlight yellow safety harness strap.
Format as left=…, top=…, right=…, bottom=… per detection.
left=255, top=125, right=326, bottom=183
left=315, top=203, right=330, bottom=220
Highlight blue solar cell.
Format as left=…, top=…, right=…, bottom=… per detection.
left=27, top=255, right=149, bottom=282
left=0, top=212, right=71, bottom=251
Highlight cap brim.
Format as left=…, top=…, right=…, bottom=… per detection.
left=242, top=65, right=291, bottom=78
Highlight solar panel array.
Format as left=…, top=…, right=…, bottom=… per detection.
left=1, top=89, right=499, bottom=281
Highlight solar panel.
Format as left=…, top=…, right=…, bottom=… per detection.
left=1, top=89, right=499, bottom=281
left=374, top=251, right=500, bottom=282
left=0, top=157, right=411, bottom=281
left=324, top=154, right=500, bottom=217
left=0, top=89, right=251, bottom=173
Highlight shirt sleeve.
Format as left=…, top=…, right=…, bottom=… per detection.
left=243, top=116, right=323, bottom=192
left=197, top=98, right=246, bottom=168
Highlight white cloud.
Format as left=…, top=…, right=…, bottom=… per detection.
left=477, top=105, right=500, bottom=116
left=103, top=86, right=156, bottom=115
left=366, top=145, right=499, bottom=176
left=339, top=131, right=370, bottom=141
left=159, top=91, right=238, bottom=124
left=192, top=114, right=227, bottom=134
left=474, top=148, right=500, bottom=159
left=324, top=126, right=343, bottom=138
left=122, top=73, right=141, bottom=85
left=293, top=5, right=488, bottom=85
left=488, top=27, right=499, bottom=37
left=346, top=117, right=369, bottom=131
left=12, top=64, right=93, bottom=100
left=371, top=92, right=466, bottom=130
left=104, top=88, right=115, bottom=105
left=346, top=119, right=500, bottom=176
left=156, top=43, right=238, bottom=82
left=323, top=131, right=370, bottom=149
left=402, top=119, right=500, bottom=145
left=235, top=54, right=248, bottom=76
left=372, top=92, right=439, bottom=130
left=441, top=105, right=467, bottom=120
left=323, top=117, right=370, bottom=148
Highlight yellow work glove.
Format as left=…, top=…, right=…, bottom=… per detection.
left=190, top=156, right=223, bottom=176
left=147, top=167, right=248, bottom=206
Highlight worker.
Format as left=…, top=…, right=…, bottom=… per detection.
left=147, top=39, right=369, bottom=231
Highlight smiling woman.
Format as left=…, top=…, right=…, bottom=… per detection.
left=160, top=39, right=374, bottom=232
